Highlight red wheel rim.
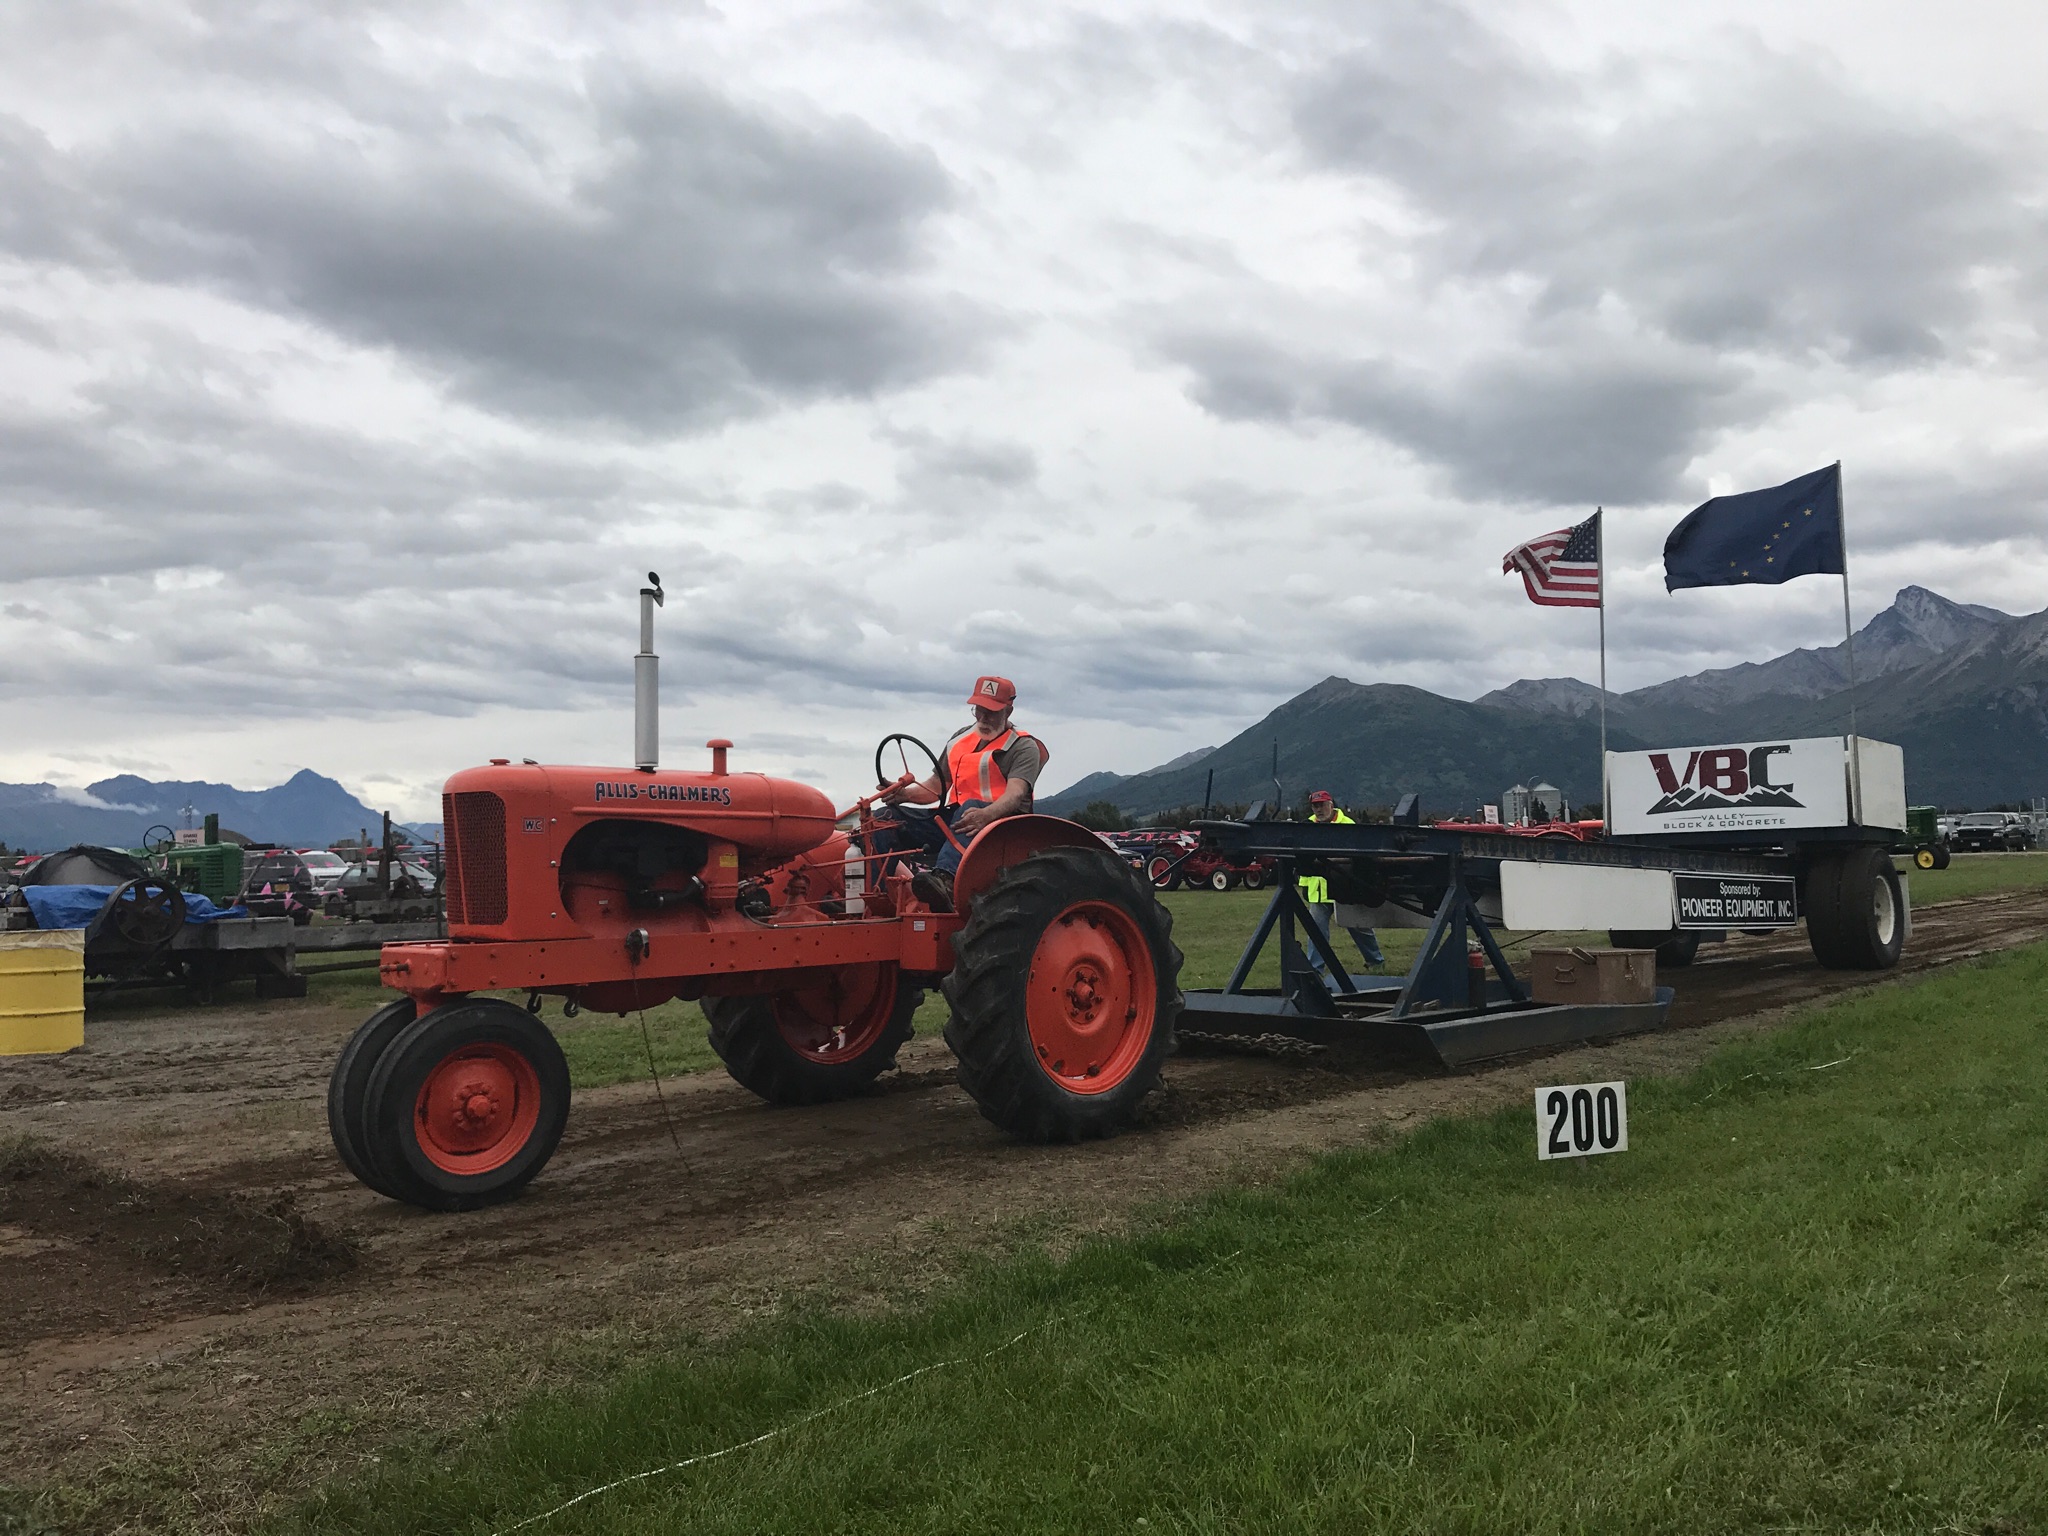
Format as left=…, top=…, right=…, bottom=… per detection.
left=771, top=964, right=897, bottom=1063
left=413, top=1042, right=543, bottom=1175
left=1147, top=857, right=1173, bottom=889
left=1025, top=901, right=1157, bottom=1094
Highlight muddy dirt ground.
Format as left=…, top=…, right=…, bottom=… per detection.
left=7, top=887, right=2048, bottom=1531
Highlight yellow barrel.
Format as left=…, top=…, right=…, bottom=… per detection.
left=0, top=929, right=86, bottom=1055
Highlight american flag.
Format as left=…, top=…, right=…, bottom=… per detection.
left=1503, top=510, right=1602, bottom=608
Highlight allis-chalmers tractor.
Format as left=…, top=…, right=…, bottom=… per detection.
left=327, top=578, right=1183, bottom=1211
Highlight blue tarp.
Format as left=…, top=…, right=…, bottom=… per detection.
left=21, top=885, right=247, bottom=932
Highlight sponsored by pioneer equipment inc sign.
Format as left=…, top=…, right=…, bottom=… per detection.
left=1674, top=873, right=1799, bottom=929
left=1606, top=736, right=1849, bottom=836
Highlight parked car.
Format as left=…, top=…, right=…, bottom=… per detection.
left=1951, top=812, right=2033, bottom=853
left=333, top=859, right=440, bottom=920
left=295, top=848, right=351, bottom=893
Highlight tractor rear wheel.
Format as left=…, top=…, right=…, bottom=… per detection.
left=944, top=844, right=1181, bottom=1142
left=360, top=999, right=570, bottom=1210
left=1805, top=846, right=1904, bottom=971
left=327, top=996, right=419, bottom=1198
left=1933, top=843, right=1952, bottom=870
left=706, top=963, right=920, bottom=1105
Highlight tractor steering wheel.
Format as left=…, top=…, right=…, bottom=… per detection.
left=873, top=733, right=940, bottom=794
left=139, top=824, right=177, bottom=855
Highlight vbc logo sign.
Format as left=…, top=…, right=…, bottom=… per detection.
left=1645, top=744, right=1803, bottom=815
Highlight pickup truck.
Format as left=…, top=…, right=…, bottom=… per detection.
left=1951, top=811, right=2033, bottom=853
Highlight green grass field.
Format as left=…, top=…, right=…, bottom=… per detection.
left=284, top=942, right=2048, bottom=1535
left=1898, top=849, right=2048, bottom=905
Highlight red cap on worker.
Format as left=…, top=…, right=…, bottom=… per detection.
left=968, top=675, right=1017, bottom=710
left=1308, top=790, right=1334, bottom=804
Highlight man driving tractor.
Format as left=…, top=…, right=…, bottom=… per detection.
left=876, top=675, right=1047, bottom=911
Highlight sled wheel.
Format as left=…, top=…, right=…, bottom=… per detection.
left=360, top=999, right=570, bottom=1211
left=1805, top=846, right=1903, bottom=971
left=705, top=963, right=920, bottom=1105
left=944, top=844, right=1181, bottom=1142
left=327, top=997, right=419, bottom=1198
left=1208, top=869, right=1234, bottom=892
left=1913, top=845, right=1937, bottom=871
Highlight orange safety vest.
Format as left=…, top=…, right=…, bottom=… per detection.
left=945, top=726, right=1048, bottom=807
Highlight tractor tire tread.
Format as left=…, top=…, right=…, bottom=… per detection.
left=942, top=845, right=1181, bottom=1143
left=326, top=998, right=419, bottom=1200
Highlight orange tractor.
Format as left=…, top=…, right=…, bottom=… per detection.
left=327, top=578, right=1183, bottom=1211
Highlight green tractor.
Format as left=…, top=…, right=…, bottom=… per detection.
left=135, top=816, right=245, bottom=906
left=1895, top=806, right=1950, bottom=871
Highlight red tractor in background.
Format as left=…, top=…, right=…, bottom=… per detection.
left=1110, top=829, right=1275, bottom=892
left=327, top=578, right=1183, bottom=1212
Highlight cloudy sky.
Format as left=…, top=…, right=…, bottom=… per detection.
left=2, top=0, right=2044, bottom=818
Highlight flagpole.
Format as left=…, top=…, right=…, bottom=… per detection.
left=1595, top=507, right=1608, bottom=817
left=1836, top=460, right=1863, bottom=820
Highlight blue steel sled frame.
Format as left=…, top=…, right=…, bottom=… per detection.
left=1179, top=819, right=1792, bottom=1068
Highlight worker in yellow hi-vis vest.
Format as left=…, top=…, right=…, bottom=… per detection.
left=1299, top=790, right=1385, bottom=979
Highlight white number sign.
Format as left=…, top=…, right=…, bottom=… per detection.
left=1535, top=1081, right=1628, bottom=1160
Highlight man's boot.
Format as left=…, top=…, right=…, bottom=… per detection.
left=910, top=868, right=954, bottom=912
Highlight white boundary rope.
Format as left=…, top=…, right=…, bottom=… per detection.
left=490, top=1326, right=1041, bottom=1535
left=488, top=1246, right=1244, bottom=1535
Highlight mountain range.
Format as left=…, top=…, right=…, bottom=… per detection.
left=1041, top=586, right=2048, bottom=818
left=0, top=770, right=417, bottom=853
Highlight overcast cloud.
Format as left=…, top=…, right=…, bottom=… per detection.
left=2, top=0, right=2044, bottom=816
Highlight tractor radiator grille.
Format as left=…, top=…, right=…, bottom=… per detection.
left=443, top=791, right=508, bottom=925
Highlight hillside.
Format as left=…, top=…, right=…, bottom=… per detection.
left=0, top=770, right=401, bottom=852
left=1050, top=586, right=2047, bottom=819
left=1043, top=678, right=1639, bottom=819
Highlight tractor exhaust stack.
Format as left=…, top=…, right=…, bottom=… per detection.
left=635, top=571, right=664, bottom=771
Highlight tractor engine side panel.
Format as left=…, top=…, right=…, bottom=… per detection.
left=439, top=762, right=839, bottom=943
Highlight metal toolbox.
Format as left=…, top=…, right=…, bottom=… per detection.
left=1528, top=946, right=1656, bottom=1006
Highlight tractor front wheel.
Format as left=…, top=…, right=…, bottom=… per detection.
left=1146, top=854, right=1183, bottom=892
left=360, top=999, right=570, bottom=1211
left=944, top=845, right=1181, bottom=1142
left=705, top=963, right=920, bottom=1105
left=327, top=996, right=419, bottom=1199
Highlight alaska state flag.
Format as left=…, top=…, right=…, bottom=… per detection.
left=1663, top=464, right=1844, bottom=591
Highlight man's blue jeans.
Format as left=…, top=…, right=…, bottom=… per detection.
left=874, top=800, right=990, bottom=877
left=1306, top=900, right=1385, bottom=981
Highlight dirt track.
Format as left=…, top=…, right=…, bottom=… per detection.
left=7, top=886, right=2048, bottom=1529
